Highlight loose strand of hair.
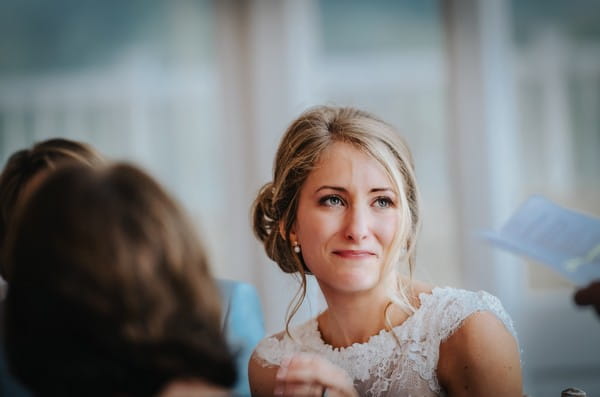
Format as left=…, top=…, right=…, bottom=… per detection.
left=284, top=268, right=308, bottom=339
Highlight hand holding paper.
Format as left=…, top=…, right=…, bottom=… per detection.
left=481, top=195, right=600, bottom=286
left=574, top=281, right=600, bottom=316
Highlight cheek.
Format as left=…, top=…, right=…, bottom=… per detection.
left=297, top=217, right=329, bottom=249
left=295, top=229, right=326, bottom=275
left=295, top=213, right=336, bottom=264
left=377, top=214, right=399, bottom=245
left=295, top=206, right=330, bottom=243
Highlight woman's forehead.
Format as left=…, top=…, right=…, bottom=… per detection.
left=303, top=142, right=397, bottom=192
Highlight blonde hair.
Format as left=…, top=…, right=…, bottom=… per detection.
left=252, top=106, right=421, bottom=332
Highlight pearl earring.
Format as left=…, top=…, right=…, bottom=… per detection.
left=292, top=241, right=301, bottom=253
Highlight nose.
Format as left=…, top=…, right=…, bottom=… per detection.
left=344, top=205, right=369, bottom=241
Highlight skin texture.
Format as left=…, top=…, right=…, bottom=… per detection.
left=249, top=142, right=522, bottom=396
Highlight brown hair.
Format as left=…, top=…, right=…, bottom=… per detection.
left=0, top=138, right=104, bottom=277
left=3, top=164, right=236, bottom=397
left=252, top=105, right=421, bottom=331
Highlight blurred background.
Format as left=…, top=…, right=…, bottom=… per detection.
left=0, top=0, right=599, bottom=394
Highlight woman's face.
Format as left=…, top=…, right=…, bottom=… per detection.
left=291, top=141, right=399, bottom=295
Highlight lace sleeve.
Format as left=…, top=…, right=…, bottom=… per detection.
left=408, top=288, right=519, bottom=393
left=437, top=289, right=518, bottom=343
left=253, top=321, right=316, bottom=367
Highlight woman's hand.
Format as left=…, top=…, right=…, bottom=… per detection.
left=274, top=353, right=358, bottom=397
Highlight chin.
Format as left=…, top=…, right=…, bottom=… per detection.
left=334, top=273, right=381, bottom=293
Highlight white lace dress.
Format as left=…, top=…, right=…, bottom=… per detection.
left=254, top=287, right=518, bottom=397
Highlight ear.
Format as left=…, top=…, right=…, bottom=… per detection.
left=278, top=221, right=297, bottom=242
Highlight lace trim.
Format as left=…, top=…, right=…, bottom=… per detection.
left=254, top=287, right=518, bottom=396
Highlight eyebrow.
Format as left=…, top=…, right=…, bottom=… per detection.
left=315, top=186, right=395, bottom=194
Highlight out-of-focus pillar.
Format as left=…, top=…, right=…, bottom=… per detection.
left=443, top=0, right=522, bottom=310
left=215, top=0, right=321, bottom=334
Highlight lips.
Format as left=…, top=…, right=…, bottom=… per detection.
left=332, top=250, right=376, bottom=258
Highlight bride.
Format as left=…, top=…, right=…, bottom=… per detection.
left=249, top=106, right=522, bottom=397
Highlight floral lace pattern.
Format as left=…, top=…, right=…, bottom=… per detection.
left=254, top=287, right=517, bottom=397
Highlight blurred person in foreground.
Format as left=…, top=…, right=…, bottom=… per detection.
left=2, top=163, right=237, bottom=397
left=0, top=138, right=104, bottom=396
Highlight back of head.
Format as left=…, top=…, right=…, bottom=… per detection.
left=0, top=138, right=104, bottom=277
left=3, top=164, right=236, bottom=397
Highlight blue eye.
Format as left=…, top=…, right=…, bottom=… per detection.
left=374, top=197, right=393, bottom=208
left=320, top=195, right=344, bottom=207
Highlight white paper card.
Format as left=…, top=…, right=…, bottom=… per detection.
left=481, top=195, right=600, bottom=285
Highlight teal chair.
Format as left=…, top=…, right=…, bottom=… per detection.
left=218, top=279, right=265, bottom=396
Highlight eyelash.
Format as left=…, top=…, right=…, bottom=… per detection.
left=318, top=195, right=395, bottom=208
left=319, top=195, right=344, bottom=207
left=373, top=196, right=394, bottom=208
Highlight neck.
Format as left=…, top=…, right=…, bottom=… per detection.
left=317, top=272, right=409, bottom=348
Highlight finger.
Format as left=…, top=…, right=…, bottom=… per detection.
left=283, top=353, right=352, bottom=390
left=275, top=357, right=318, bottom=396
left=274, top=376, right=321, bottom=397
left=279, top=381, right=322, bottom=397
left=282, top=354, right=327, bottom=383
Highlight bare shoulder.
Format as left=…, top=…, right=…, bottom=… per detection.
left=249, top=351, right=278, bottom=397
left=437, top=311, right=522, bottom=397
left=248, top=330, right=285, bottom=397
